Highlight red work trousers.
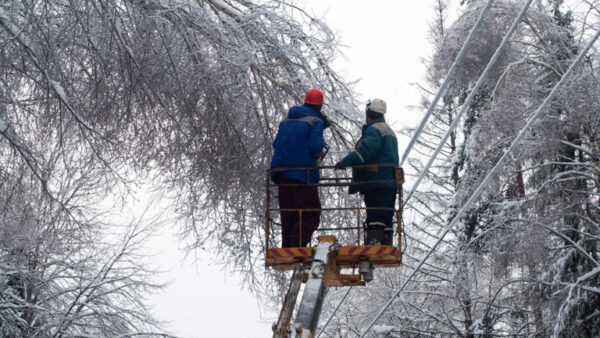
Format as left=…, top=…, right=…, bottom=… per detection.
left=277, top=176, right=321, bottom=247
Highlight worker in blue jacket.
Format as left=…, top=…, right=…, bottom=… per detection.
left=335, top=98, right=399, bottom=245
left=270, top=88, right=330, bottom=247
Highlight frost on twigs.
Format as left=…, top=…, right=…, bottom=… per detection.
left=356, top=1, right=600, bottom=337
left=432, top=2, right=519, bottom=90
left=0, top=117, right=7, bottom=133
left=0, top=0, right=359, bottom=324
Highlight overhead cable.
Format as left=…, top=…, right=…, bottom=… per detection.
left=399, top=0, right=496, bottom=168
left=317, top=2, right=497, bottom=335
left=315, top=286, right=353, bottom=338
left=403, top=0, right=535, bottom=208
left=360, top=21, right=600, bottom=338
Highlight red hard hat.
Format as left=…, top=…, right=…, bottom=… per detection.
left=304, top=88, right=324, bottom=105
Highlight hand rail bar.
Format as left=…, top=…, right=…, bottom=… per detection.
left=265, top=164, right=404, bottom=260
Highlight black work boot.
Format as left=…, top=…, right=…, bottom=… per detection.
left=364, top=222, right=386, bottom=245
left=382, top=224, right=394, bottom=246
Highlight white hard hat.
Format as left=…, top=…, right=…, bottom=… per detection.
left=366, top=98, right=386, bottom=114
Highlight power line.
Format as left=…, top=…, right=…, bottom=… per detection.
left=315, top=286, right=353, bottom=338
left=399, top=0, right=496, bottom=168
left=359, top=22, right=600, bottom=338
left=403, top=0, right=535, bottom=208
left=316, top=3, right=497, bottom=335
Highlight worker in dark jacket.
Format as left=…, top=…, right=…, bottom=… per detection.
left=270, top=88, right=330, bottom=247
left=335, top=98, right=398, bottom=245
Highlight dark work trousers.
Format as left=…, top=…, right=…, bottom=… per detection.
left=277, top=176, right=321, bottom=247
left=363, top=189, right=397, bottom=226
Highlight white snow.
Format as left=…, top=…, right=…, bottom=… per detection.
left=50, top=81, right=69, bottom=104
left=0, top=118, right=7, bottom=133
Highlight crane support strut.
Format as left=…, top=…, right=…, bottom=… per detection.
left=274, top=235, right=376, bottom=338
left=273, top=263, right=304, bottom=337
left=291, top=238, right=333, bottom=337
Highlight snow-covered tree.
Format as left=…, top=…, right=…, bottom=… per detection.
left=322, top=1, right=600, bottom=337
left=397, top=0, right=600, bottom=336
left=0, top=0, right=359, bottom=332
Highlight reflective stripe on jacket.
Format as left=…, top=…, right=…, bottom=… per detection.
left=339, top=117, right=399, bottom=194
left=270, top=105, right=329, bottom=183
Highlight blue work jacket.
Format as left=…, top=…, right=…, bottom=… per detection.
left=270, top=105, right=330, bottom=183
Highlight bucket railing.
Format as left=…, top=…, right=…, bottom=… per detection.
left=265, top=164, right=404, bottom=256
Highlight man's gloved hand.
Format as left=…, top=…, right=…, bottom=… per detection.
left=334, top=161, right=346, bottom=170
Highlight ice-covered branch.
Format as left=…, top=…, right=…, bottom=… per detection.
left=203, top=0, right=242, bottom=21
left=0, top=8, right=95, bottom=135
left=541, top=224, right=600, bottom=267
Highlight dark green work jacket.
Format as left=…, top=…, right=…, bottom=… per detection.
left=339, top=117, right=399, bottom=194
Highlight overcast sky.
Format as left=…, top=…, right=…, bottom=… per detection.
left=149, top=1, right=441, bottom=337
